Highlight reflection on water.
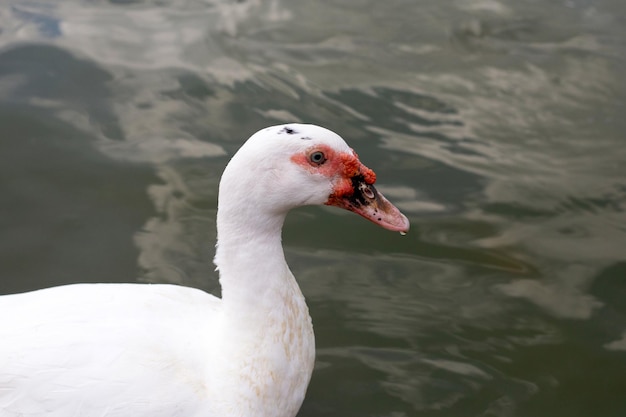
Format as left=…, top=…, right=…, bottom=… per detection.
left=1, top=0, right=626, bottom=415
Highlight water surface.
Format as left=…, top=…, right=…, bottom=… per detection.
left=1, top=0, right=625, bottom=415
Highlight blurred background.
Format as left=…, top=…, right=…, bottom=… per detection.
left=1, top=0, right=625, bottom=415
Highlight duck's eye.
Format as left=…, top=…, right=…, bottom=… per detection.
left=309, top=151, right=327, bottom=166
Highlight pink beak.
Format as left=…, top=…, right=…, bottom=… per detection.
left=326, top=177, right=410, bottom=233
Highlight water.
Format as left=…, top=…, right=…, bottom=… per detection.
left=1, top=0, right=625, bottom=415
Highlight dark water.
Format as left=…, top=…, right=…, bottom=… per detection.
left=1, top=0, right=626, bottom=415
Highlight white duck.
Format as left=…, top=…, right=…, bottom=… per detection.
left=0, top=124, right=409, bottom=417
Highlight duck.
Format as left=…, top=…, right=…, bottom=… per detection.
left=0, top=124, right=409, bottom=417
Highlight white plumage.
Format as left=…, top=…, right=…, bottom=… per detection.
left=0, top=124, right=409, bottom=417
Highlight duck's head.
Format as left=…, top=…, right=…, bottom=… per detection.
left=219, top=124, right=409, bottom=233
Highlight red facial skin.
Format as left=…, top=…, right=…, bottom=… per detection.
left=290, top=144, right=410, bottom=233
left=290, top=144, right=376, bottom=200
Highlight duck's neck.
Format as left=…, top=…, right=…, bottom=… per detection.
left=212, top=196, right=315, bottom=417
left=214, top=203, right=299, bottom=320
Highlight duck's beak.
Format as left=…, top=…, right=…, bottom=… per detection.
left=326, top=171, right=410, bottom=233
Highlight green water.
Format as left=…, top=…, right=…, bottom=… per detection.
left=1, top=0, right=626, bottom=415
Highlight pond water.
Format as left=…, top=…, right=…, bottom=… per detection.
left=1, top=0, right=625, bottom=416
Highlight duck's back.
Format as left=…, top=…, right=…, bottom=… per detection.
left=0, top=284, right=219, bottom=417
